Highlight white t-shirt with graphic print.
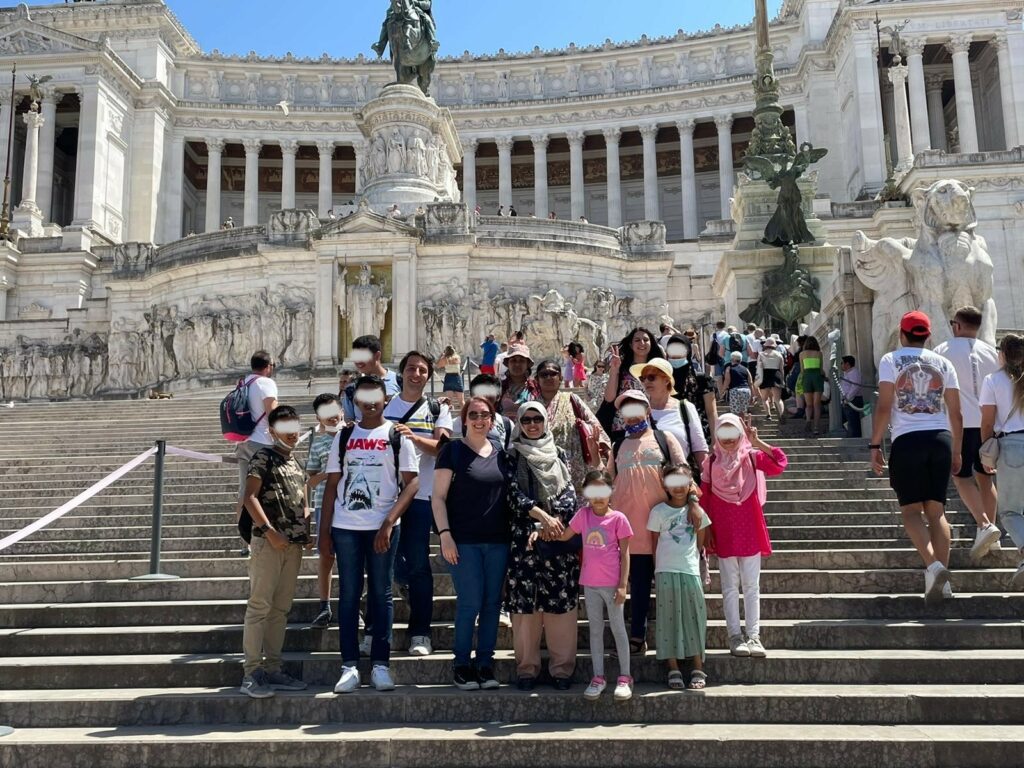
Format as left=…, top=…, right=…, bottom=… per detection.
left=878, top=347, right=960, bottom=440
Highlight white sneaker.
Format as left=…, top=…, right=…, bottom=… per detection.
left=499, top=611, right=512, bottom=628
left=924, top=562, right=951, bottom=604
left=942, top=582, right=953, bottom=599
left=333, top=665, right=360, bottom=694
left=371, top=664, right=396, bottom=691
left=408, top=635, right=432, bottom=656
left=970, top=524, right=1002, bottom=563
left=728, top=634, right=751, bottom=657
left=1012, top=560, right=1024, bottom=590
left=359, top=635, right=372, bottom=657
left=745, top=635, right=767, bottom=657
left=613, top=675, right=633, bottom=701
left=583, top=676, right=607, bottom=700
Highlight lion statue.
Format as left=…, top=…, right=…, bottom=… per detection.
left=852, top=179, right=996, bottom=364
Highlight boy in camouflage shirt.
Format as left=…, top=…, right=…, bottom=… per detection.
left=239, top=405, right=310, bottom=699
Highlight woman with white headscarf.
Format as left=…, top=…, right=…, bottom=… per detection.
left=505, top=401, right=582, bottom=691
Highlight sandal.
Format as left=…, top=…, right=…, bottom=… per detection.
left=689, top=670, right=707, bottom=690
left=629, top=637, right=647, bottom=655
left=667, top=670, right=685, bottom=690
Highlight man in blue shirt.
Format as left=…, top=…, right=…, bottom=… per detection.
left=342, top=335, right=401, bottom=421
left=480, top=334, right=499, bottom=374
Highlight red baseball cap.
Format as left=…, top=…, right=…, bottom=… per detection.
left=900, top=310, right=931, bottom=335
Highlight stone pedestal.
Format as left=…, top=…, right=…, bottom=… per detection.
left=728, top=172, right=827, bottom=251
left=357, top=84, right=462, bottom=210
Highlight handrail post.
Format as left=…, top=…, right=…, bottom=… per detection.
left=131, top=439, right=179, bottom=581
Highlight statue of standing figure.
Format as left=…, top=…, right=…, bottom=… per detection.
left=343, top=263, right=392, bottom=341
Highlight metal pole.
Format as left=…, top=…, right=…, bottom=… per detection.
left=0, top=63, right=17, bottom=242
left=131, top=439, right=179, bottom=581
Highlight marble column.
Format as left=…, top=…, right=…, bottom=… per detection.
left=17, top=109, right=44, bottom=212
left=316, top=140, right=334, bottom=218
left=127, top=104, right=168, bottom=243
left=531, top=134, right=548, bottom=218
left=639, top=123, right=660, bottom=221
left=73, top=82, right=104, bottom=228
left=853, top=37, right=887, bottom=190
left=904, top=39, right=931, bottom=153
left=161, top=134, right=185, bottom=243
left=242, top=138, right=262, bottom=226
left=204, top=138, right=224, bottom=233
left=496, top=136, right=513, bottom=210
left=887, top=64, right=913, bottom=170
left=715, top=115, right=734, bottom=220
left=994, top=34, right=1020, bottom=149
left=947, top=34, right=979, bottom=153
left=461, top=139, right=478, bottom=212
left=676, top=118, right=698, bottom=240
left=0, top=283, right=7, bottom=322
left=567, top=130, right=585, bottom=220
left=279, top=139, right=298, bottom=210
left=36, top=88, right=57, bottom=222
left=925, top=73, right=948, bottom=151
left=602, top=127, right=621, bottom=229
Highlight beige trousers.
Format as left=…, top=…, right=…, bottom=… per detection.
left=511, top=610, right=578, bottom=680
left=242, top=535, right=303, bottom=676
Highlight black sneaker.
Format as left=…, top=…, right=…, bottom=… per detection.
left=552, top=677, right=572, bottom=691
left=310, top=606, right=332, bottom=629
left=516, top=676, right=536, bottom=691
left=453, top=665, right=480, bottom=691
left=477, top=666, right=500, bottom=690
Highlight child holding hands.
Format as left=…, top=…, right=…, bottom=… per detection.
left=648, top=464, right=711, bottom=690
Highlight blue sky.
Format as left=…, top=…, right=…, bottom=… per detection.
left=166, top=1, right=786, bottom=58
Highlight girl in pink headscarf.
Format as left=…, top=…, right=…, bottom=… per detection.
left=701, top=413, right=787, bottom=659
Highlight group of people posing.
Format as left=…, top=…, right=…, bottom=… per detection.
left=232, top=328, right=788, bottom=701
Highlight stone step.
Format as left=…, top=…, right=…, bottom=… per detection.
left=3, top=722, right=1022, bottom=768
left=2, top=649, right=1023, bottom=690
left=2, top=618, right=1019, bottom=658
left=1, top=683, right=1021, bottom=729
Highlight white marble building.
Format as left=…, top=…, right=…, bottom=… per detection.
left=0, top=0, right=1021, bottom=398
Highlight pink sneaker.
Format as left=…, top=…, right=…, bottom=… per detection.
left=583, top=675, right=606, bottom=700
left=613, top=675, right=633, bottom=701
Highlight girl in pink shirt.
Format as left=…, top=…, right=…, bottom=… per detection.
left=701, top=413, right=787, bottom=659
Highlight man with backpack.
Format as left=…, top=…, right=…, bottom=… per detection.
left=383, top=351, right=453, bottom=657
left=320, top=374, right=420, bottom=693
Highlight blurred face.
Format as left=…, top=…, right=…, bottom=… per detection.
left=315, top=401, right=343, bottom=433
left=519, top=408, right=546, bottom=439
left=618, top=400, right=649, bottom=426
left=354, top=385, right=385, bottom=416
left=716, top=423, right=743, bottom=451
left=631, top=331, right=651, bottom=359
left=350, top=347, right=377, bottom=373
left=536, top=365, right=561, bottom=395
left=402, top=356, right=430, bottom=389
left=506, top=356, right=530, bottom=380
left=269, top=418, right=301, bottom=451
left=639, top=367, right=672, bottom=399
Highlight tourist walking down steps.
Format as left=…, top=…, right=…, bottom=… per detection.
left=871, top=311, right=963, bottom=604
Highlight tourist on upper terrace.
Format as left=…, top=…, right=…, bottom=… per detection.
left=320, top=375, right=421, bottom=693
left=239, top=405, right=310, bottom=699
left=838, top=356, right=865, bottom=437
left=607, top=389, right=687, bottom=655
left=342, top=335, right=400, bottom=422
left=306, top=393, right=344, bottom=629
left=495, top=341, right=510, bottom=378
left=871, top=311, right=963, bottom=604
left=980, top=332, right=1024, bottom=588
left=935, top=306, right=1002, bottom=562
left=233, top=351, right=279, bottom=557
left=666, top=333, right=718, bottom=445
left=723, top=351, right=753, bottom=417
left=800, top=335, right=825, bottom=436
left=649, top=463, right=711, bottom=690
left=702, top=414, right=787, bottom=658
left=384, top=351, right=453, bottom=658
left=479, top=334, right=499, bottom=375
left=509, top=205, right=518, bottom=217
left=504, top=401, right=581, bottom=691
left=548, top=211, right=556, bottom=220
left=532, top=358, right=609, bottom=491
left=438, top=345, right=464, bottom=399
left=755, top=337, right=786, bottom=422
left=432, top=396, right=512, bottom=691
left=633, top=357, right=708, bottom=484
left=600, top=326, right=664, bottom=442
left=499, top=345, right=540, bottom=419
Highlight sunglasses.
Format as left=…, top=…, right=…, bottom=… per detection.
left=519, top=415, right=545, bottom=426
left=640, top=373, right=666, bottom=382
left=466, top=411, right=493, bottom=421
left=537, top=369, right=561, bottom=378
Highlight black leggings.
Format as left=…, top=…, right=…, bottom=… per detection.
left=628, top=554, right=654, bottom=640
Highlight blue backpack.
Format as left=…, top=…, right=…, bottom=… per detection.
left=220, top=375, right=264, bottom=442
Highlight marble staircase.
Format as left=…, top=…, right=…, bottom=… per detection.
left=0, top=398, right=1022, bottom=767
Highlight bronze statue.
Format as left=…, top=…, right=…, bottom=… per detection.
left=372, top=0, right=439, bottom=96
left=744, top=142, right=828, bottom=247
left=740, top=243, right=821, bottom=327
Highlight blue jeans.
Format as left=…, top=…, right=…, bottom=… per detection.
left=332, top=526, right=400, bottom=666
left=447, top=542, right=509, bottom=667
left=395, top=498, right=435, bottom=638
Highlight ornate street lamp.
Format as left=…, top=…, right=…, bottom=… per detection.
left=0, top=64, right=16, bottom=243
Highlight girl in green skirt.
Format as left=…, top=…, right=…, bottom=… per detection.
left=647, top=464, right=711, bottom=690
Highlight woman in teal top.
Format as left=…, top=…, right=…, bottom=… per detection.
left=799, top=336, right=824, bottom=436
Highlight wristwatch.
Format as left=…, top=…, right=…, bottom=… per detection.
left=868, top=444, right=882, bottom=451
left=257, top=523, right=270, bottom=534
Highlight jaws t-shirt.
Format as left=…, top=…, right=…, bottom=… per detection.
left=326, top=421, right=419, bottom=530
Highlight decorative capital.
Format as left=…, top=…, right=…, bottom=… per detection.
left=279, top=139, right=299, bottom=156
left=924, top=72, right=946, bottom=90
left=205, top=137, right=226, bottom=154
left=241, top=138, right=262, bottom=155
left=461, top=138, right=479, bottom=155
left=638, top=123, right=659, bottom=141
left=946, top=34, right=973, bottom=56
left=565, top=129, right=585, bottom=147
left=675, top=118, right=696, bottom=136
left=714, top=114, right=733, bottom=131
left=601, top=127, right=621, bottom=145
left=993, top=32, right=1008, bottom=53
left=495, top=136, right=515, bottom=152
left=22, top=110, right=44, bottom=130
left=903, top=37, right=926, bottom=58
left=887, top=64, right=909, bottom=85
left=315, top=139, right=335, bottom=155
left=530, top=133, right=549, bottom=150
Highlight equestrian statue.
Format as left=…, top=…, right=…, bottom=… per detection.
left=372, top=0, right=439, bottom=96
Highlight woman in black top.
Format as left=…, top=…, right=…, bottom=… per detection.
left=723, top=350, right=753, bottom=416
left=599, top=326, right=665, bottom=441
left=505, top=401, right=581, bottom=691
left=433, top=396, right=511, bottom=692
